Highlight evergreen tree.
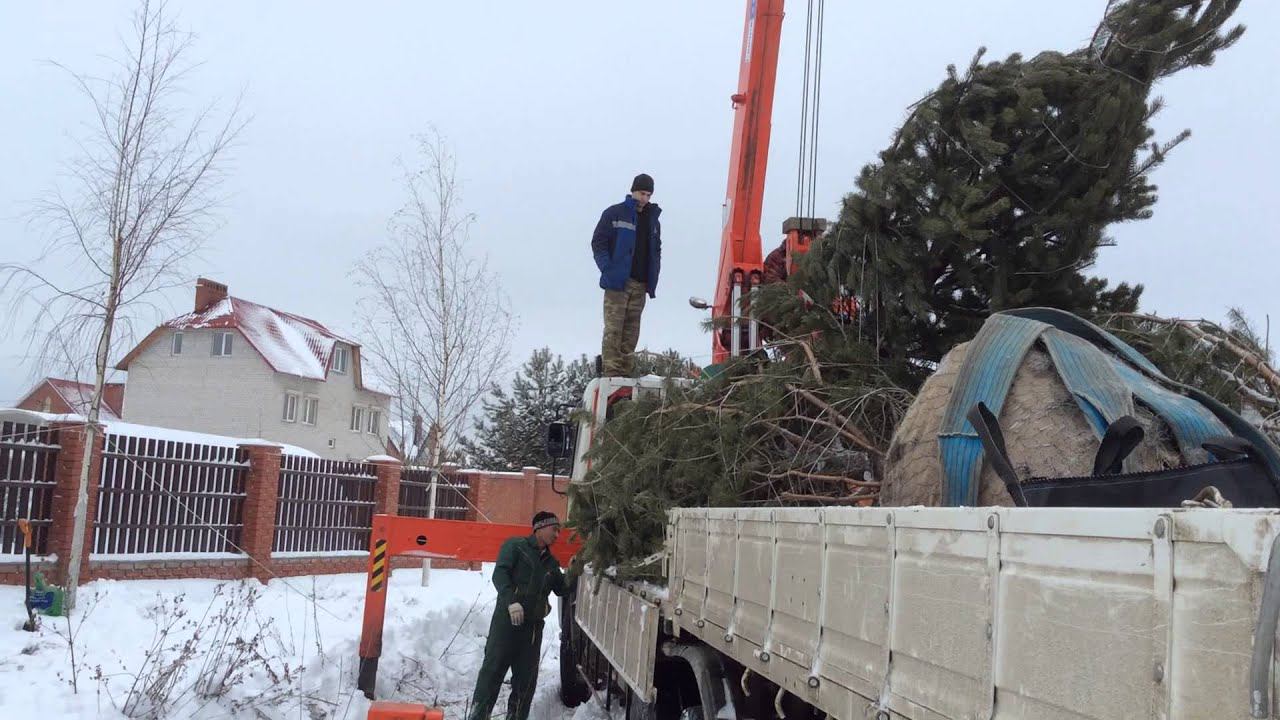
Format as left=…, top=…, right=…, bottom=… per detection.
left=762, top=0, right=1243, bottom=387
left=460, top=348, right=585, bottom=471
left=460, top=347, right=700, bottom=470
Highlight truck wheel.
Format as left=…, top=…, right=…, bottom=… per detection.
left=558, top=586, right=591, bottom=707
left=677, top=706, right=704, bottom=720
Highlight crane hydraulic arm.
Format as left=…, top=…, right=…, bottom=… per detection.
left=711, top=0, right=827, bottom=365
left=712, top=0, right=783, bottom=365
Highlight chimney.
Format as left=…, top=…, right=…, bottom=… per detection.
left=194, top=277, right=228, bottom=313
left=412, top=414, right=426, bottom=449
left=103, top=383, right=126, bottom=417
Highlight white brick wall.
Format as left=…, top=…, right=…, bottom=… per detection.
left=122, top=328, right=391, bottom=460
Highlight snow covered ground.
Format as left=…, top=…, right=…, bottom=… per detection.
left=0, top=567, right=620, bottom=720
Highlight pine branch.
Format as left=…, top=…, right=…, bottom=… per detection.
left=786, top=385, right=884, bottom=456
left=1109, top=312, right=1280, bottom=400
left=778, top=492, right=878, bottom=505
left=764, top=469, right=880, bottom=488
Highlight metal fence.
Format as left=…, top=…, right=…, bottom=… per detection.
left=0, top=421, right=59, bottom=556
left=95, top=434, right=248, bottom=555
left=274, top=454, right=376, bottom=553
left=398, top=468, right=471, bottom=520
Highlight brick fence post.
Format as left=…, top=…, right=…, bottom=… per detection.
left=48, top=420, right=104, bottom=587
left=521, top=466, right=541, bottom=522
left=367, top=456, right=402, bottom=516
left=463, top=470, right=488, bottom=522
left=239, top=442, right=282, bottom=582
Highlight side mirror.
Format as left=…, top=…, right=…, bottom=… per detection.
left=688, top=297, right=710, bottom=310
left=545, top=421, right=575, bottom=460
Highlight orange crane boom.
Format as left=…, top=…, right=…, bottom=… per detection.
left=712, top=0, right=784, bottom=364
left=712, top=0, right=828, bottom=365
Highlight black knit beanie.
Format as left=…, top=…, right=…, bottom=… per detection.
left=631, top=173, right=654, bottom=193
left=532, top=511, right=560, bottom=530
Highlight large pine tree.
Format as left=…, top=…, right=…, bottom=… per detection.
left=764, top=0, right=1243, bottom=385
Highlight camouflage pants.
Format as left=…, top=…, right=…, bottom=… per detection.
left=602, top=279, right=647, bottom=377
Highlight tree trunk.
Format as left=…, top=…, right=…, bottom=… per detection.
left=65, top=238, right=121, bottom=611
left=421, top=423, right=443, bottom=587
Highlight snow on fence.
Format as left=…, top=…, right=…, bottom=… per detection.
left=398, top=468, right=470, bottom=520
left=95, top=433, right=248, bottom=555
left=273, top=454, right=376, bottom=553
left=0, top=420, right=58, bottom=555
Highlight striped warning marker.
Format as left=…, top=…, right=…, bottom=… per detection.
left=370, top=538, right=388, bottom=592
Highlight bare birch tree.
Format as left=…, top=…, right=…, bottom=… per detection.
left=0, top=0, right=243, bottom=610
left=356, top=131, right=514, bottom=493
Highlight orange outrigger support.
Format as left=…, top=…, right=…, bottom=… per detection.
left=357, top=514, right=581, bottom=701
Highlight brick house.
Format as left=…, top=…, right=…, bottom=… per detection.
left=15, top=378, right=125, bottom=420
left=115, top=278, right=392, bottom=459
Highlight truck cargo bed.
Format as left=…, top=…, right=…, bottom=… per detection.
left=658, top=506, right=1280, bottom=720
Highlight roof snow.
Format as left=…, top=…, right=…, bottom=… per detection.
left=105, top=420, right=320, bottom=457
left=1, top=409, right=317, bottom=457
left=164, top=296, right=355, bottom=381
left=44, top=378, right=122, bottom=421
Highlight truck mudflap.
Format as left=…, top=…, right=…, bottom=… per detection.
left=574, top=570, right=662, bottom=703
left=668, top=506, right=1280, bottom=720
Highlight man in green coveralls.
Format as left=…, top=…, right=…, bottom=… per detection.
left=467, top=511, right=568, bottom=720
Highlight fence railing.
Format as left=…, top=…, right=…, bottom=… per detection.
left=0, top=414, right=558, bottom=582
left=399, top=468, right=471, bottom=520
left=95, top=434, right=248, bottom=555
left=0, top=421, right=59, bottom=556
left=274, top=454, right=376, bottom=553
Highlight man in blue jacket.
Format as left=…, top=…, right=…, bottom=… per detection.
left=592, top=173, right=661, bottom=377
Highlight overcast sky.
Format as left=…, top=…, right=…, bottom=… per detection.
left=2, top=1, right=1276, bottom=406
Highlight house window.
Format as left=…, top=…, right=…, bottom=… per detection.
left=212, top=331, right=234, bottom=357
left=367, top=409, right=382, bottom=436
left=282, top=392, right=299, bottom=423
left=302, top=396, right=318, bottom=426
left=350, top=405, right=365, bottom=432
left=332, top=345, right=350, bottom=374
left=171, top=332, right=184, bottom=355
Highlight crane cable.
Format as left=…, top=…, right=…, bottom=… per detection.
left=795, top=0, right=826, bottom=223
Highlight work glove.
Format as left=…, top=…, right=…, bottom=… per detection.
left=509, top=603, right=524, bottom=627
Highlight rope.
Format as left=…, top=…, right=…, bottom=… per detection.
left=795, top=0, right=816, bottom=221
left=808, top=0, right=825, bottom=222
left=794, top=0, right=826, bottom=224
left=857, top=233, right=868, bottom=344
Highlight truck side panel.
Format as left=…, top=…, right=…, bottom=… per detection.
left=575, top=574, right=662, bottom=702
left=668, top=506, right=1280, bottom=720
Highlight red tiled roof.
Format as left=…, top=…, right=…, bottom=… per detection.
left=162, top=296, right=354, bottom=381
left=117, top=293, right=390, bottom=396
left=41, top=379, right=123, bottom=420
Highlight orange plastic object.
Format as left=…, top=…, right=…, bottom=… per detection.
left=366, top=702, right=444, bottom=720
left=17, top=519, right=32, bottom=549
